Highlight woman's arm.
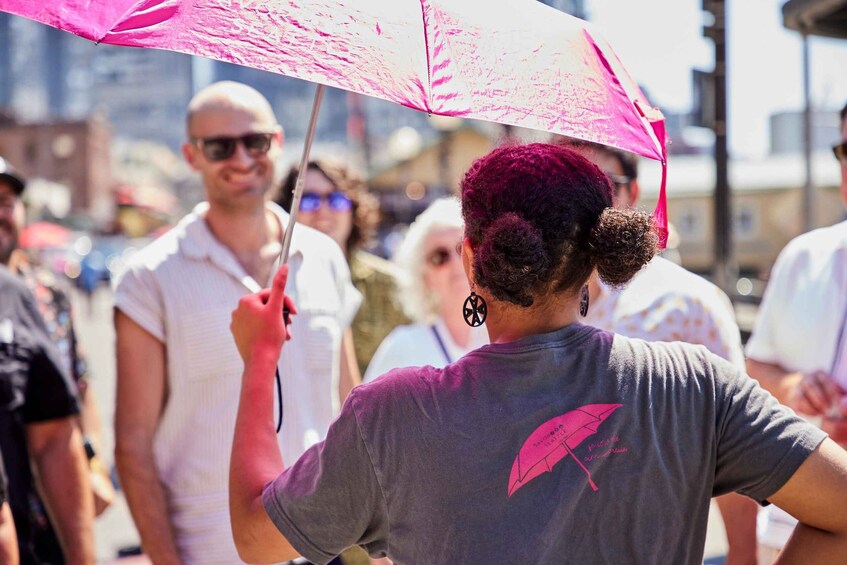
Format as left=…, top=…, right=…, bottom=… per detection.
left=769, top=438, right=847, bottom=564
left=229, top=266, right=300, bottom=564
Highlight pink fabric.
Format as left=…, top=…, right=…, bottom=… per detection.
left=508, top=403, right=622, bottom=496
left=0, top=0, right=668, bottom=235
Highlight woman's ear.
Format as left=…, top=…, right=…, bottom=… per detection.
left=461, top=237, right=474, bottom=284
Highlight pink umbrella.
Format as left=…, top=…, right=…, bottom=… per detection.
left=18, top=221, right=73, bottom=250
left=0, top=0, right=669, bottom=251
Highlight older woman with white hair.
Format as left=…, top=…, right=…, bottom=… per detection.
left=363, top=198, right=488, bottom=383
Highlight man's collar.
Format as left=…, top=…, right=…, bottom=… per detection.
left=179, top=200, right=304, bottom=261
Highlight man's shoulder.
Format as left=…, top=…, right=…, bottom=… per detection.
left=780, top=220, right=847, bottom=261
left=120, top=216, right=196, bottom=274
left=289, top=223, right=351, bottom=280
left=631, top=256, right=728, bottom=303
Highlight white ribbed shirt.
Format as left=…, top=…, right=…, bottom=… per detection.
left=113, top=201, right=360, bottom=564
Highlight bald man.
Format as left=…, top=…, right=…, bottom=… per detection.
left=113, top=81, right=361, bottom=564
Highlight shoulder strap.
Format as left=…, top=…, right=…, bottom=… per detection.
left=431, top=324, right=452, bottom=365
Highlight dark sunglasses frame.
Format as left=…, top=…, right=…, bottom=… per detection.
left=606, top=173, right=634, bottom=193
left=192, top=132, right=276, bottom=162
left=833, top=142, right=847, bottom=164
left=426, top=243, right=462, bottom=268
left=299, top=191, right=353, bottom=212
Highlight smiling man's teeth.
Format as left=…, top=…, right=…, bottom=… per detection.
left=228, top=172, right=254, bottom=182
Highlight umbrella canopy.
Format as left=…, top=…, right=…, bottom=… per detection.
left=2, top=0, right=665, bottom=157
left=18, top=221, right=73, bottom=250
left=0, top=0, right=668, bottom=242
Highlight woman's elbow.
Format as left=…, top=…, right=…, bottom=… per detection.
left=230, top=505, right=299, bottom=564
left=232, top=525, right=272, bottom=564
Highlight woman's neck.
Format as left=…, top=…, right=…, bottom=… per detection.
left=483, top=292, right=581, bottom=344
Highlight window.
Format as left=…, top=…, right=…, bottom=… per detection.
left=676, top=204, right=706, bottom=241
left=733, top=203, right=759, bottom=240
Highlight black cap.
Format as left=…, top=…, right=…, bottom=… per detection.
left=0, top=157, right=25, bottom=195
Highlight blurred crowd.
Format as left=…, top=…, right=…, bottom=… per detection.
left=0, top=81, right=846, bottom=565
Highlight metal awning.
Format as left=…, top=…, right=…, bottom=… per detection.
left=783, top=0, right=847, bottom=38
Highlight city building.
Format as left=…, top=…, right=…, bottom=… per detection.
left=0, top=116, right=113, bottom=220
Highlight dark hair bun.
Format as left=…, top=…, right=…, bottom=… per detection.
left=474, top=213, right=548, bottom=307
left=588, top=208, right=657, bottom=286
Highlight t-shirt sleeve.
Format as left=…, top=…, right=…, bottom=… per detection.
left=20, top=286, right=79, bottom=422
left=745, top=245, right=795, bottom=364
left=262, top=389, right=388, bottom=564
left=711, top=354, right=827, bottom=503
left=113, top=262, right=165, bottom=342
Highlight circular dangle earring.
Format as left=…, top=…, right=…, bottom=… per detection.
left=463, top=289, right=488, bottom=327
left=579, top=284, right=590, bottom=317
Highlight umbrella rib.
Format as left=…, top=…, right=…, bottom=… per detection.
left=99, top=2, right=144, bottom=43
left=418, top=0, right=433, bottom=113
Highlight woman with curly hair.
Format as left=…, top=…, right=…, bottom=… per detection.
left=276, top=159, right=408, bottom=375
left=232, top=143, right=847, bottom=564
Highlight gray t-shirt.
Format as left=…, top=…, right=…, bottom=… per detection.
left=263, top=324, right=826, bottom=565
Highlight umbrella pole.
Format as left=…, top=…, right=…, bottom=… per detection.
left=280, top=83, right=326, bottom=264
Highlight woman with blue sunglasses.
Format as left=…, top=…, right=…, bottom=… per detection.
left=276, top=159, right=409, bottom=378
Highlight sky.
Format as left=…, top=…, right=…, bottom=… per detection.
left=586, top=0, right=847, bottom=159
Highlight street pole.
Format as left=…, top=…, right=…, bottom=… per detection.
left=802, top=33, right=815, bottom=232
left=704, top=0, right=734, bottom=293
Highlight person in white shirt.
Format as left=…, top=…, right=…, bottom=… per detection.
left=364, top=198, right=487, bottom=383
left=746, top=101, right=847, bottom=562
left=113, top=81, right=360, bottom=564
left=565, top=139, right=758, bottom=565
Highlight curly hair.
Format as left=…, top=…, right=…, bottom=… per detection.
left=461, top=143, right=656, bottom=308
left=275, top=158, right=380, bottom=257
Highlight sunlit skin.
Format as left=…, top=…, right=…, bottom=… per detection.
left=296, top=168, right=354, bottom=252
left=423, top=227, right=473, bottom=348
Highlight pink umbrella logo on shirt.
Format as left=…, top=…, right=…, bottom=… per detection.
left=508, top=403, right=622, bottom=497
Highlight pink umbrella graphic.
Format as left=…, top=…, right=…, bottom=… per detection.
left=0, top=0, right=669, bottom=255
left=508, top=403, right=622, bottom=497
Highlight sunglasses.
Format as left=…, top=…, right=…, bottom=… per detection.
left=833, top=142, right=847, bottom=164
left=426, top=243, right=462, bottom=268
left=299, top=191, right=352, bottom=213
left=605, top=172, right=633, bottom=193
left=192, top=132, right=275, bottom=162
